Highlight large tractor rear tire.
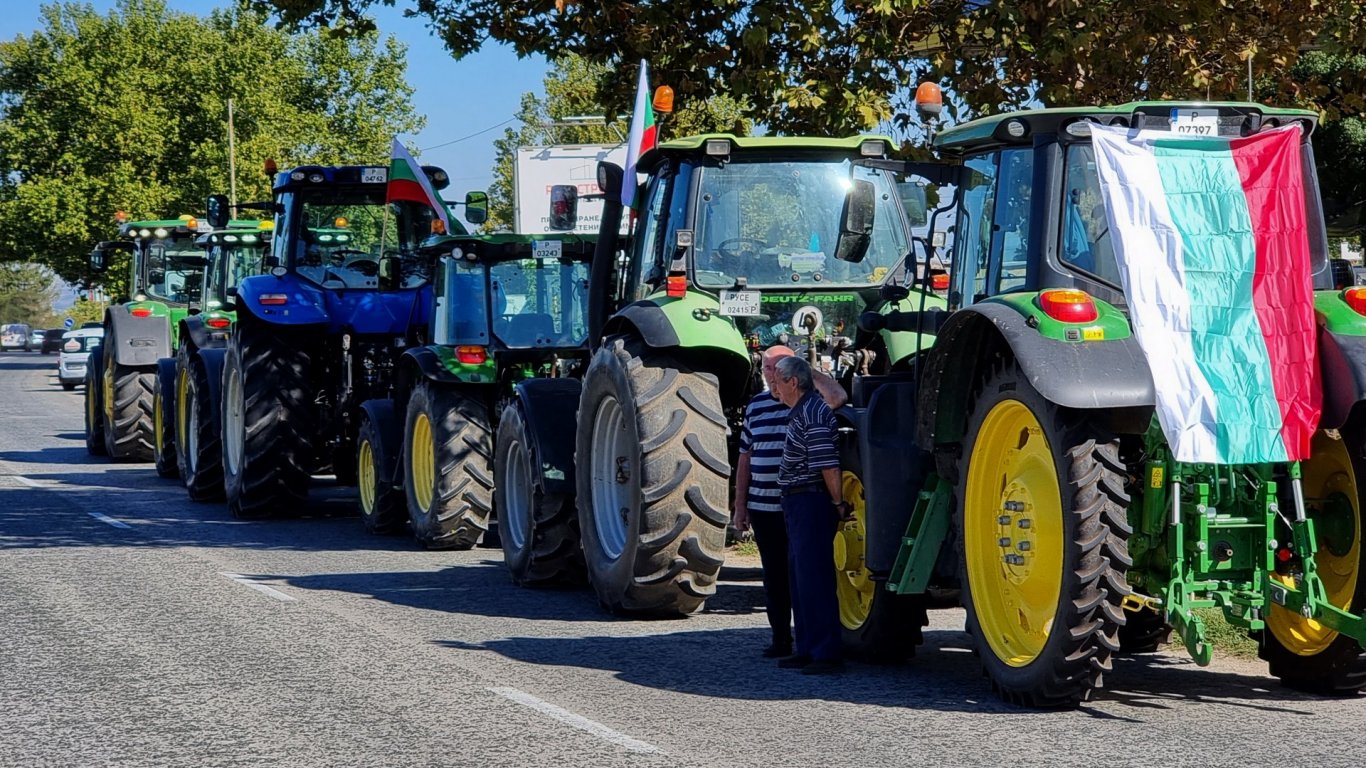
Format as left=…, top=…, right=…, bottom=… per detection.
left=182, top=352, right=225, bottom=502
left=1117, top=608, right=1170, bottom=654
left=357, top=414, right=406, bottom=535
left=497, top=401, right=584, bottom=585
left=153, top=358, right=179, bottom=479
left=1260, top=426, right=1366, bottom=694
left=102, top=328, right=155, bottom=461
left=957, top=362, right=1131, bottom=708
left=84, top=347, right=107, bottom=457
left=835, top=446, right=929, bottom=660
left=575, top=338, right=730, bottom=615
left=222, top=320, right=316, bottom=519
left=403, top=381, right=492, bottom=549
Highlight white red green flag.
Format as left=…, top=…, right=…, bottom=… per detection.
left=1090, top=124, right=1320, bottom=464
left=387, top=139, right=452, bottom=234
left=621, top=60, right=657, bottom=209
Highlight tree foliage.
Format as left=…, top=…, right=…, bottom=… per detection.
left=0, top=0, right=424, bottom=287
left=0, top=262, right=59, bottom=325
left=485, top=53, right=748, bottom=231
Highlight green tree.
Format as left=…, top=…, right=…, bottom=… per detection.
left=0, top=0, right=424, bottom=289
left=0, top=262, right=59, bottom=326
left=485, top=53, right=748, bottom=231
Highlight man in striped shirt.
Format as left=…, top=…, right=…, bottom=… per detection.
left=734, top=346, right=846, bottom=659
left=770, top=355, right=849, bottom=675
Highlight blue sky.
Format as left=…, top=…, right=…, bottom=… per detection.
left=0, top=0, right=550, bottom=209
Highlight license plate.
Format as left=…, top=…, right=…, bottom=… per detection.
left=361, top=167, right=388, bottom=184
left=532, top=240, right=563, bottom=260
left=719, top=289, right=761, bottom=316
left=1169, top=108, right=1219, bottom=136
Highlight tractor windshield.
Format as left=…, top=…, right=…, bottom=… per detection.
left=490, top=257, right=590, bottom=348
left=690, top=159, right=908, bottom=289
left=205, top=242, right=268, bottom=309
left=287, top=187, right=433, bottom=289
left=144, top=239, right=203, bottom=304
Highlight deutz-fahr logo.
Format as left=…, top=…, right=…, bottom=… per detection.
left=761, top=293, right=858, bottom=303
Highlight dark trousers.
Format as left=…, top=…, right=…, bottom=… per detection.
left=782, top=490, right=841, bottom=661
left=749, top=510, right=792, bottom=648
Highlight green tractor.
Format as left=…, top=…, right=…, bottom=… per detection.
left=525, top=133, right=939, bottom=615
left=357, top=231, right=595, bottom=563
left=844, top=100, right=1366, bottom=706
left=150, top=219, right=272, bottom=496
left=85, top=215, right=210, bottom=460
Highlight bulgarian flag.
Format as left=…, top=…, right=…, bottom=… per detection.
left=621, top=60, right=657, bottom=209
left=387, top=138, right=452, bottom=234
left=1091, top=123, right=1320, bottom=464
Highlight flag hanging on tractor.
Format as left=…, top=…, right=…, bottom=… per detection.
left=387, top=138, right=452, bottom=234
left=621, top=60, right=657, bottom=210
left=1090, top=123, right=1320, bottom=464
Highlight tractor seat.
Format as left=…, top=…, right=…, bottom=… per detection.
left=500, top=313, right=557, bottom=346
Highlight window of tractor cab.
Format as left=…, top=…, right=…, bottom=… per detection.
left=627, top=162, right=691, bottom=302
left=951, top=148, right=1034, bottom=307
left=490, top=256, right=590, bottom=348
left=206, top=243, right=267, bottom=309
left=286, top=188, right=435, bottom=289
left=143, top=239, right=203, bottom=304
left=689, top=158, right=908, bottom=289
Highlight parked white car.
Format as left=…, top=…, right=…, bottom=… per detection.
left=57, top=327, right=103, bottom=390
left=2, top=323, right=33, bottom=351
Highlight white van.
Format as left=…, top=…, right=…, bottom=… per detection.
left=57, top=327, right=104, bottom=390
left=2, top=323, right=33, bottom=351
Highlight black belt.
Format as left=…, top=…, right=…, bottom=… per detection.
left=780, top=483, right=826, bottom=498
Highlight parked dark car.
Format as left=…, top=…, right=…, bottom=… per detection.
left=41, top=328, right=66, bottom=354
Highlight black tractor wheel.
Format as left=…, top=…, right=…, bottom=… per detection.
left=403, top=381, right=493, bottom=549
left=957, top=361, right=1131, bottom=708
left=575, top=337, right=729, bottom=615
left=497, top=401, right=585, bottom=585
left=84, top=346, right=107, bottom=457
left=182, top=353, right=225, bottom=502
left=222, top=320, right=316, bottom=519
left=101, top=329, right=156, bottom=461
left=152, top=359, right=179, bottom=478
left=1260, top=426, right=1366, bottom=694
left=357, top=415, right=406, bottom=535
left=1117, top=608, right=1171, bottom=654
left=835, top=440, right=929, bottom=660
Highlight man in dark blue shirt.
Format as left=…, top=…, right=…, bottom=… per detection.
left=770, top=355, right=849, bottom=675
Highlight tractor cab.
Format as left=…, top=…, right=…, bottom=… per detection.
left=92, top=215, right=212, bottom=305
left=194, top=219, right=272, bottom=315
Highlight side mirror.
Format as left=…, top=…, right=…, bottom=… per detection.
left=596, top=161, right=624, bottom=199
left=89, top=248, right=107, bottom=273
left=548, top=185, right=579, bottom=231
left=898, top=181, right=929, bottom=228
left=379, top=254, right=401, bottom=289
left=834, top=179, right=876, bottom=263
left=422, top=165, right=451, bottom=191
left=464, top=191, right=489, bottom=226
left=206, top=194, right=231, bottom=229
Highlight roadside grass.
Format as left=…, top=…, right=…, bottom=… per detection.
left=1192, top=607, right=1261, bottom=660
left=729, top=539, right=759, bottom=558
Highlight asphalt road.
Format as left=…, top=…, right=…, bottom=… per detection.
left=2, top=350, right=1364, bottom=768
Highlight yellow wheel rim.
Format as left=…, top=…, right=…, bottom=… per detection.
left=410, top=412, right=434, bottom=513
left=1269, top=431, right=1360, bottom=656
left=358, top=439, right=376, bottom=514
left=176, top=365, right=190, bottom=450
left=154, top=388, right=164, bottom=454
left=964, top=399, right=1064, bottom=668
left=834, top=471, right=875, bottom=630
left=102, top=355, right=115, bottom=424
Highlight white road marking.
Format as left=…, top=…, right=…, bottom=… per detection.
left=220, top=573, right=298, bottom=602
left=487, top=687, right=662, bottom=754
left=88, top=512, right=133, bottom=529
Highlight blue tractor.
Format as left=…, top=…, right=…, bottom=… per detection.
left=211, top=163, right=470, bottom=519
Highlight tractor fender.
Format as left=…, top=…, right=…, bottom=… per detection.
left=603, top=290, right=752, bottom=404
left=398, top=346, right=477, bottom=396
left=845, top=385, right=933, bottom=576
left=234, top=273, right=330, bottom=326
left=197, top=348, right=227, bottom=439
left=512, top=378, right=583, bottom=497
left=358, top=399, right=403, bottom=486
left=179, top=315, right=229, bottom=352
left=106, top=305, right=171, bottom=367
left=1318, top=328, right=1366, bottom=429
left=917, top=302, right=1155, bottom=449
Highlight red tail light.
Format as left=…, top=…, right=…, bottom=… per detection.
left=1344, top=287, right=1366, bottom=316
left=456, top=345, right=487, bottom=364
left=259, top=294, right=288, bottom=306
left=1037, top=289, right=1098, bottom=323
left=205, top=316, right=231, bottom=329
left=130, top=307, right=152, bottom=317
left=666, top=275, right=687, bottom=298
left=931, top=272, right=950, bottom=291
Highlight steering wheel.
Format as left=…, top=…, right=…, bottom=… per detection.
left=716, top=237, right=769, bottom=261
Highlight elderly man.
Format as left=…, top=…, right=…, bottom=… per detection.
left=769, top=355, right=849, bottom=675
left=734, top=346, right=846, bottom=659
